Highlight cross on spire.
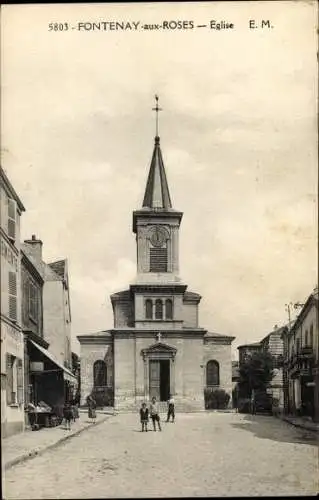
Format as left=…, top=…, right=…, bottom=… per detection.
left=156, top=332, right=162, bottom=343
left=152, top=94, right=162, bottom=137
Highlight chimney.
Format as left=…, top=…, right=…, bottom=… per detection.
left=24, top=234, right=43, bottom=262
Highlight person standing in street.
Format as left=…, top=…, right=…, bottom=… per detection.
left=63, top=400, right=73, bottom=430
left=87, top=394, right=97, bottom=423
left=139, top=402, right=149, bottom=432
left=166, top=395, right=175, bottom=423
left=149, top=396, right=162, bottom=431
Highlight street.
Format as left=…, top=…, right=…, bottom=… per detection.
left=3, top=412, right=318, bottom=498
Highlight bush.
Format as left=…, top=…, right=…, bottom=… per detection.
left=204, top=388, right=230, bottom=409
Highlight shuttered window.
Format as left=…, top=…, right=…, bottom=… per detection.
left=8, top=271, right=17, bottom=321
left=17, top=359, right=23, bottom=404
left=6, top=354, right=15, bottom=404
left=8, top=198, right=16, bottom=241
left=150, top=248, right=167, bottom=272
left=29, top=282, right=38, bottom=322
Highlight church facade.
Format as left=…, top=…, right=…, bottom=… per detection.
left=78, top=131, right=235, bottom=412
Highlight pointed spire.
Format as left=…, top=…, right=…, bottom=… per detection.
left=142, top=135, right=172, bottom=209
left=142, top=96, right=172, bottom=210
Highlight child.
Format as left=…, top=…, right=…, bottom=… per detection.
left=139, top=402, right=149, bottom=432
left=63, top=401, right=73, bottom=430
left=149, top=396, right=162, bottom=431
left=166, top=395, right=175, bottom=423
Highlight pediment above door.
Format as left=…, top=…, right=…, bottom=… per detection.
left=141, top=342, right=177, bottom=360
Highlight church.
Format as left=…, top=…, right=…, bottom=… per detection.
left=78, top=104, right=235, bottom=412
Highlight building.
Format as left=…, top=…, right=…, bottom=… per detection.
left=238, top=326, right=286, bottom=409
left=1, top=166, right=25, bottom=437
left=78, top=128, right=235, bottom=412
left=281, top=288, right=319, bottom=421
left=22, top=237, right=76, bottom=409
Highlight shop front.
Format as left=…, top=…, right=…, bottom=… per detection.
left=25, top=338, right=77, bottom=428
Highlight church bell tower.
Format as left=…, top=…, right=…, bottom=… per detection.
left=132, top=96, right=183, bottom=285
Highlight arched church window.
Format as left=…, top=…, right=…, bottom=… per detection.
left=206, top=360, right=220, bottom=386
left=93, top=360, right=107, bottom=387
left=165, top=299, right=173, bottom=319
left=155, top=299, right=163, bottom=320
left=145, top=299, right=153, bottom=319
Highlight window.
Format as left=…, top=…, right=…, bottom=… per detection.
left=206, top=360, right=220, bottom=386
left=29, top=282, right=38, bottom=322
left=93, top=360, right=107, bottom=387
left=305, top=330, right=308, bottom=346
left=155, top=299, right=163, bottom=320
left=309, top=324, right=314, bottom=347
left=7, top=198, right=16, bottom=241
left=17, top=359, right=23, bottom=404
left=8, top=271, right=17, bottom=321
left=165, top=299, right=173, bottom=319
left=145, top=299, right=153, bottom=319
left=296, top=338, right=301, bottom=353
left=150, top=248, right=167, bottom=272
left=6, top=354, right=18, bottom=404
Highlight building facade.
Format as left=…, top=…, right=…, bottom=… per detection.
left=22, top=237, right=76, bottom=409
left=238, top=326, right=285, bottom=410
left=0, top=166, right=25, bottom=437
left=78, top=132, right=235, bottom=411
left=282, top=289, right=319, bottom=421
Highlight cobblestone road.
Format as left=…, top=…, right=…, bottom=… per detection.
left=3, top=412, right=318, bottom=498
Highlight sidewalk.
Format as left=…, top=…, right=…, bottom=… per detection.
left=281, top=414, right=319, bottom=433
left=2, top=412, right=113, bottom=470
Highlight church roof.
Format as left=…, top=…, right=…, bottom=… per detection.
left=142, top=136, right=172, bottom=210
left=205, top=331, right=235, bottom=341
left=48, top=260, right=66, bottom=279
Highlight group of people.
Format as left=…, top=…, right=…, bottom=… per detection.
left=62, top=397, right=80, bottom=430
left=63, top=394, right=96, bottom=430
left=139, top=395, right=175, bottom=432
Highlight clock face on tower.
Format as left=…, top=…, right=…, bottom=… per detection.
left=150, top=226, right=166, bottom=247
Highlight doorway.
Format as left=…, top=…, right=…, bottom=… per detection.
left=149, top=360, right=170, bottom=401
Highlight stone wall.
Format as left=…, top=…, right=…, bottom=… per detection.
left=203, top=340, right=233, bottom=405
left=114, top=332, right=205, bottom=411
left=80, top=340, right=113, bottom=405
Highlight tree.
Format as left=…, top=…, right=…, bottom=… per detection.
left=238, top=351, right=274, bottom=399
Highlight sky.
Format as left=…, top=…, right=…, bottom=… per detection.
left=1, top=2, right=318, bottom=357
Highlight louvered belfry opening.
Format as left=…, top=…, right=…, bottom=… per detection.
left=150, top=247, right=168, bottom=272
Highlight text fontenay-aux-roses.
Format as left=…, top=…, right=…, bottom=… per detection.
left=73, top=20, right=235, bottom=31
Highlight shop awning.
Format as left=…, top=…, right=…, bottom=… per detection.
left=29, top=340, right=77, bottom=383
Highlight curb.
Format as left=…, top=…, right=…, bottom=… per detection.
left=281, top=417, right=319, bottom=433
left=4, top=415, right=111, bottom=470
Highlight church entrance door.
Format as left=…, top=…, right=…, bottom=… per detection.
left=149, top=360, right=170, bottom=401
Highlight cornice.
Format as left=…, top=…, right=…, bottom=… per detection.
left=130, top=284, right=187, bottom=294
left=21, top=251, right=44, bottom=284
left=0, top=166, right=25, bottom=212
left=0, top=229, right=20, bottom=255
